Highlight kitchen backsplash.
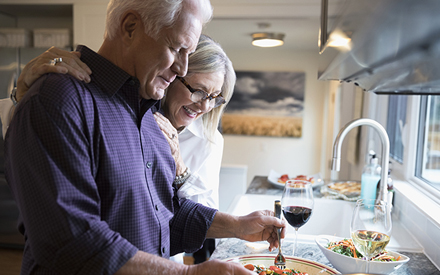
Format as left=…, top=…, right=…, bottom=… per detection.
left=393, top=186, right=440, bottom=269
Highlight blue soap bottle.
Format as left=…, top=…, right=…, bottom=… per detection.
left=361, top=152, right=381, bottom=201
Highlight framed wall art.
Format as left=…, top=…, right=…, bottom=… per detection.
left=222, top=71, right=305, bottom=137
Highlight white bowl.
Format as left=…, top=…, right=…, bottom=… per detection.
left=315, top=235, right=410, bottom=275
left=223, top=254, right=340, bottom=274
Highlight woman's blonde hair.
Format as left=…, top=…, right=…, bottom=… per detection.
left=104, top=0, right=212, bottom=40
left=163, top=34, right=236, bottom=142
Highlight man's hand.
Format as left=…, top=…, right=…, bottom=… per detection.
left=16, top=46, right=92, bottom=101
left=235, top=210, right=286, bottom=251
left=207, top=210, right=286, bottom=252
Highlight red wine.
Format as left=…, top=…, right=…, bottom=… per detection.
left=282, top=206, right=312, bottom=228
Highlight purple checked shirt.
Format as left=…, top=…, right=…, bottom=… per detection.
left=5, top=45, right=217, bottom=274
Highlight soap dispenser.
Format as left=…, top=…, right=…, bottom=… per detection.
left=361, top=151, right=381, bottom=201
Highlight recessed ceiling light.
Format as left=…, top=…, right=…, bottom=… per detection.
left=252, top=32, right=285, bottom=48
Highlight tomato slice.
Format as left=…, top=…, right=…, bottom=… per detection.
left=243, top=264, right=254, bottom=271
left=279, top=174, right=289, bottom=183
left=269, top=266, right=283, bottom=274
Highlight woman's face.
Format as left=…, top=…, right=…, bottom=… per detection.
left=164, top=71, right=224, bottom=130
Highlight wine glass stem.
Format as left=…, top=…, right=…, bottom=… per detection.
left=366, top=258, right=370, bottom=273
left=293, top=228, right=298, bottom=256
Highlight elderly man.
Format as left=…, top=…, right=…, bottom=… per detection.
left=5, top=0, right=285, bottom=274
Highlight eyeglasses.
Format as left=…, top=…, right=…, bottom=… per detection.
left=177, top=77, right=226, bottom=108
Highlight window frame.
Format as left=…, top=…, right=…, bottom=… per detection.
left=383, top=94, right=440, bottom=202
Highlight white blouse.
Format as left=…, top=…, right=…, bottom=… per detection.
left=177, top=117, right=223, bottom=209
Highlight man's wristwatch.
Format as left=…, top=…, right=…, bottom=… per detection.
left=10, top=87, right=18, bottom=106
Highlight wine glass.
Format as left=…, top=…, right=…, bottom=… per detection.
left=281, top=180, right=314, bottom=257
left=350, top=199, right=392, bottom=273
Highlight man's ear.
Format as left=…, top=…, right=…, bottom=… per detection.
left=120, top=11, right=141, bottom=45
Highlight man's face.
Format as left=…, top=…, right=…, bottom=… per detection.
left=128, top=10, right=202, bottom=101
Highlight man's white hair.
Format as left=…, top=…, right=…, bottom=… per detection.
left=104, top=0, right=212, bottom=40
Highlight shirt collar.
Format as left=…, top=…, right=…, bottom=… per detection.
left=183, top=117, right=205, bottom=139
left=76, top=45, right=132, bottom=97
left=76, top=45, right=159, bottom=110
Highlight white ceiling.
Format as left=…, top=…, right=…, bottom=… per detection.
left=0, top=0, right=344, bottom=51
left=204, top=0, right=344, bottom=51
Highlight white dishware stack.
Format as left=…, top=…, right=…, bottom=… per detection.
left=0, top=28, right=31, bottom=47
left=33, top=29, right=70, bottom=48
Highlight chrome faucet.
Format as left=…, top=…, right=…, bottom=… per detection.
left=331, top=118, right=390, bottom=203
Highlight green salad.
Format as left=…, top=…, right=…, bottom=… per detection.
left=326, top=239, right=400, bottom=262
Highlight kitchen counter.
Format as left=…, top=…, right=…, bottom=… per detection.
left=210, top=238, right=439, bottom=275
left=213, top=176, right=440, bottom=275
left=245, top=175, right=324, bottom=198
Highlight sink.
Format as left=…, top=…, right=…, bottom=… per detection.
left=227, top=194, right=354, bottom=237
left=226, top=194, right=422, bottom=252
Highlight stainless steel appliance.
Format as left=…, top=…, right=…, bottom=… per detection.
left=318, top=0, right=440, bottom=95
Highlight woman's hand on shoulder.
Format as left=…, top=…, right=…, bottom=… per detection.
left=153, top=112, right=187, bottom=176
left=16, top=46, right=92, bottom=101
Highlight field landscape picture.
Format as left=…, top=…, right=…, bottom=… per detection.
left=222, top=71, right=305, bottom=137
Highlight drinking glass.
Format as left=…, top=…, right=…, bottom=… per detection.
left=281, top=180, right=314, bottom=256
left=350, top=199, right=392, bottom=273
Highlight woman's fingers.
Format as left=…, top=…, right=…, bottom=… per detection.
left=45, top=47, right=92, bottom=82
left=154, top=113, right=177, bottom=141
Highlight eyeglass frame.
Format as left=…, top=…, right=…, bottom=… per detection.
left=176, top=76, right=226, bottom=108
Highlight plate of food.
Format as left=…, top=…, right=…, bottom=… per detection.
left=315, top=235, right=409, bottom=274
left=223, top=254, right=340, bottom=275
left=320, top=181, right=361, bottom=201
left=268, top=170, right=324, bottom=189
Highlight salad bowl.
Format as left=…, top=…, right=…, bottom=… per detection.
left=223, top=254, right=340, bottom=275
left=315, top=235, right=410, bottom=275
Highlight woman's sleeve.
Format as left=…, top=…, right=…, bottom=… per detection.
left=176, top=132, right=224, bottom=209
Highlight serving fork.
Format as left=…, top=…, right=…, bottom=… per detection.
left=274, top=200, right=286, bottom=270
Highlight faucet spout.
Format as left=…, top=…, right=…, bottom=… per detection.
left=331, top=118, right=390, bottom=203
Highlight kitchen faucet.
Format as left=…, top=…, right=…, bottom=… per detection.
left=331, top=118, right=390, bottom=204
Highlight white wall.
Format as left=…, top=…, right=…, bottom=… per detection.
left=220, top=48, right=329, bottom=186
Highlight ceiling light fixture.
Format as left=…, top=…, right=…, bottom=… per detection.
left=251, top=32, right=285, bottom=48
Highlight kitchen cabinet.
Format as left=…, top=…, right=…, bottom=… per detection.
left=0, top=1, right=107, bottom=52
left=0, top=4, right=73, bottom=48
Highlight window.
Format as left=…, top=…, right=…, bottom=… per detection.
left=386, top=95, right=408, bottom=164
left=416, top=96, right=440, bottom=191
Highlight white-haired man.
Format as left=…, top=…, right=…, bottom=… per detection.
left=5, top=0, right=285, bottom=274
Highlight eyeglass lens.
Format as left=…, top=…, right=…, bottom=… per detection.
left=191, top=91, right=225, bottom=108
